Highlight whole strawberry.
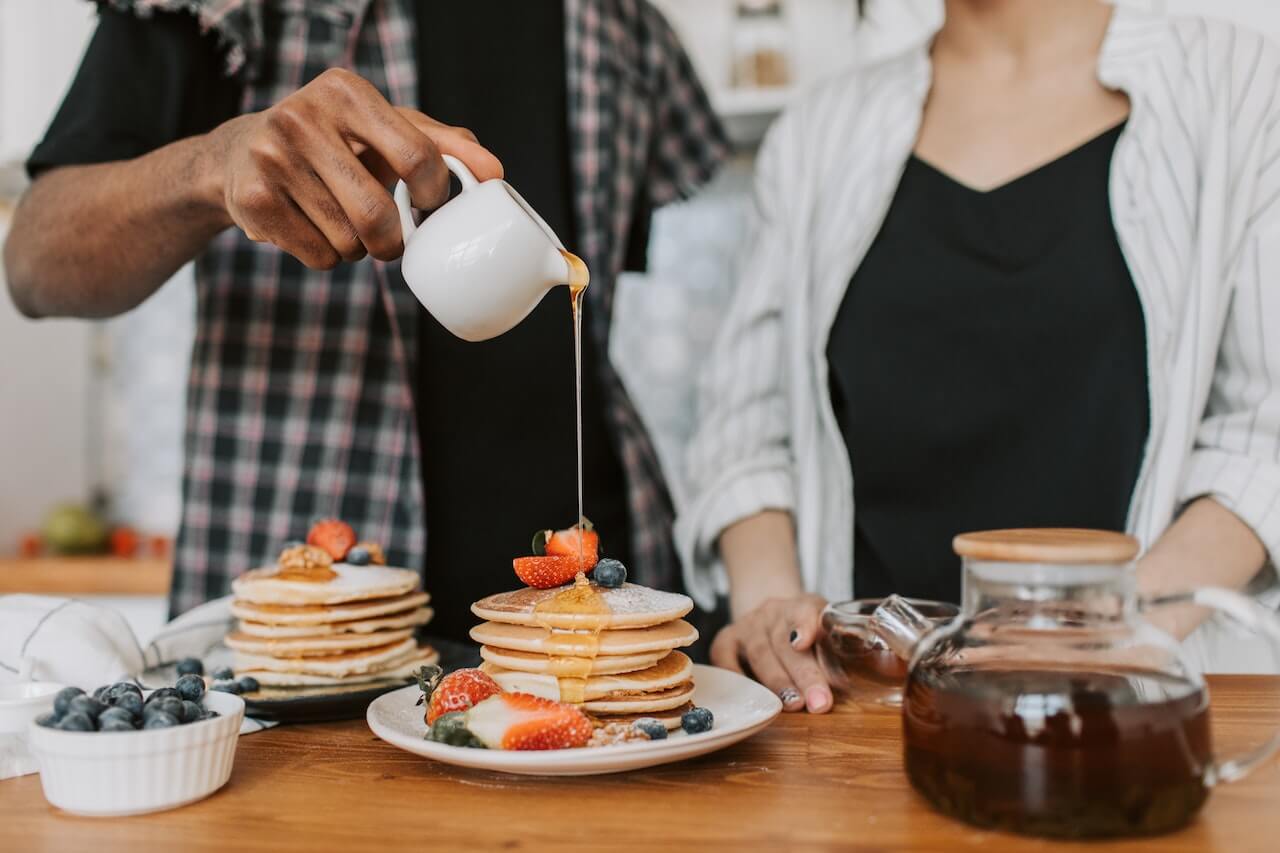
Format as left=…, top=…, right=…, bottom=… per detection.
left=307, top=518, right=356, bottom=561
left=416, top=665, right=501, bottom=725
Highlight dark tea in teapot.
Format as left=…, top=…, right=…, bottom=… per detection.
left=903, top=667, right=1212, bottom=837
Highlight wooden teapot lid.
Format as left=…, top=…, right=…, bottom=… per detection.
left=952, top=528, right=1139, bottom=564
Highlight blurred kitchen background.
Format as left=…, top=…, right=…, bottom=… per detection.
left=1, top=0, right=1277, bottom=638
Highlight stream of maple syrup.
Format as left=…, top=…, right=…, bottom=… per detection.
left=563, top=249, right=590, bottom=572
left=524, top=250, right=606, bottom=707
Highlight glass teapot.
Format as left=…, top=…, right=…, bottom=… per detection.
left=882, top=528, right=1280, bottom=839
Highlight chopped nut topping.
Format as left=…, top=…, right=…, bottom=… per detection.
left=276, top=544, right=337, bottom=581
left=587, top=722, right=651, bottom=748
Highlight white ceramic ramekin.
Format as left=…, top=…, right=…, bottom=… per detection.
left=26, top=689, right=245, bottom=816
left=0, top=682, right=64, bottom=734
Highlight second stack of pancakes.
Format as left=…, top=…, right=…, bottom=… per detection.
left=226, top=558, right=438, bottom=688
left=470, top=580, right=699, bottom=729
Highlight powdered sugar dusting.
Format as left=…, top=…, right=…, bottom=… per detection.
left=598, top=584, right=691, bottom=615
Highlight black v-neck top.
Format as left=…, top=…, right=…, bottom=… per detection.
left=825, top=123, right=1149, bottom=604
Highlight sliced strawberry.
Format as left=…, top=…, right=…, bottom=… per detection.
left=465, top=692, right=593, bottom=751
left=307, top=518, right=356, bottom=561
left=543, top=521, right=599, bottom=571
left=513, top=554, right=584, bottom=589
left=417, top=665, right=502, bottom=725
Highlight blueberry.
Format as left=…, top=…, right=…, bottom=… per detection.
left=92, top=685, right=110, bottom=701
left=345, top=545, right=371, bottom=566
left=53, top=686, right=84, bottom=717
left=212, top=680, right=243, bottom=695
left=98, top=707, right=135, bottom=728
left=114, top=691, right=144, bottom=717
left=67, top=694, right=106, bottom=720
left=143, top=711, right=179, bottom=729
left=100, top=717, right=136, bottom=732
left=593, top=558, right=627, bottom=589
left=57, top=712, right=94, bottom=732
left=35, top=712, right=59, bottom=728
left=237, top=676, right=260, bottom=693
left=211, top=666, right=235, bottom=682
left=180, top=700, right=203, bottom=723
left=632, top=717, right=667, bottom=740
left=175, top=674, right=206, bottom=702
left=145, top=687, right=181, bottom=705
left=200, top=710, right=221, bottom=721
left=176, top=657, right=204, bottom=677
left=102, top=683, right=142, bottom=707
left=681, top=706, right=714, bottom=734
left=145, top=697, right=185, bottom=721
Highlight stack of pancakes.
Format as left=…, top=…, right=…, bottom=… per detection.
left=226, top=564, right=438, bottom=686
left=470, top=582, right=698, bottom=729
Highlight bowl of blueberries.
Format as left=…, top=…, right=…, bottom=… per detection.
left=26, top=659, right=246, bottom=817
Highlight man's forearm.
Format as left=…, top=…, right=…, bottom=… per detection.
left=4, top=133, right=231, bottom=319
left=1138, top=497, right=1268, bottom=638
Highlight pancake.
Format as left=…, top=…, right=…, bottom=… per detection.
left=589, top=701, right=695, bottom=731
left=230, top=591, right=429, bottom=625
left=238, top=606, right=433, bottom=638
left=481, top=651, right=693, bottom=703
left=224, top=627, right=415, bottom=657
left=469, top=619, right=697, bottom=656
left=240, top=647, right=439, bottom=686
left=472, top=583, right=693, bottom=630
left=231, top=637, right=421, bottom=676
left=232, top=563, right=420, bottom=606
left=479, top=645, right=666, bottom=676
left=583, top=682, right=696, bottom=714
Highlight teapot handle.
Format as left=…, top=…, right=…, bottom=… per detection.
left=1145, top=587, right=1280, bottom=785
left=393, top=154, right=481, bottom=247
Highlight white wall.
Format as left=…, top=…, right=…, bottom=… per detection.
left=0, top=0, right=98, bottom=548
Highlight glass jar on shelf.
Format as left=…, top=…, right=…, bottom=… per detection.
left=730, top=0, right=792, bottom=89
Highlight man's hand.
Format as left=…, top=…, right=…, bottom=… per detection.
left=206, top=68, right=503, bottom=269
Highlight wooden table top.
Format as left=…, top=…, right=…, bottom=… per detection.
left=4, top=674, right=1279, bottom=852
left=0, top=556, right=171, bottom=596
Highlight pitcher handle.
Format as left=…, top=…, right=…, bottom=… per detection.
left=1145, top=587, right=1280, bottom=785
left=393, top=154, right=481, bottom=246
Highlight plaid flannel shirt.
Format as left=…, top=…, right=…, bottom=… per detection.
left=103, top=0, right=727, bottom=615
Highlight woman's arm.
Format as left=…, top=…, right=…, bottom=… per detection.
left=710, top=511, right=832, bottom=713
left=1138, top=498, right=1267, bottom=637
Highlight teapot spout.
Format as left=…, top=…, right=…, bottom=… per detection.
left=871, top=594, right=936, bottom=661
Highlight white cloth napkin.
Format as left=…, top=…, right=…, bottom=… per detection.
left=0, top=594, right=273, bottom=781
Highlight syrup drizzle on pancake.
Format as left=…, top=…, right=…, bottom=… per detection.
left=532, top=572, right=610, bottom=704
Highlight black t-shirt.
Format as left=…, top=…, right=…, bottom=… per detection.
left=825, top=123, right=1149, bottom=604
left=30, top=3, right=634, bottom=643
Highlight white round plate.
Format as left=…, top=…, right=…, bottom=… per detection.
left=366, top=664, right=782, bottom=776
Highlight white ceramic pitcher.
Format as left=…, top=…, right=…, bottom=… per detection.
left=394, top=155, right=579, bottom=342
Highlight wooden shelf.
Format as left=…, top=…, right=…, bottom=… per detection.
left=0, top=556, right=171, bottom=596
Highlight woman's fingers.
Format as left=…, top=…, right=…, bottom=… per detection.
left=771, top=617, right=832, bottom=714
left=742, top=629, right=805, bottom=711
left=788, top=595, right=826, bottom=651
left=710, top=626, right=744, bottom=673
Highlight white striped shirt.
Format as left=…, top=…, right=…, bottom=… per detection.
left=676, top=6, right=1280, bottom=669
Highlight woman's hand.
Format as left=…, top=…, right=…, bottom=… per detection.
left=711, top=593, right=833, bottom=713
